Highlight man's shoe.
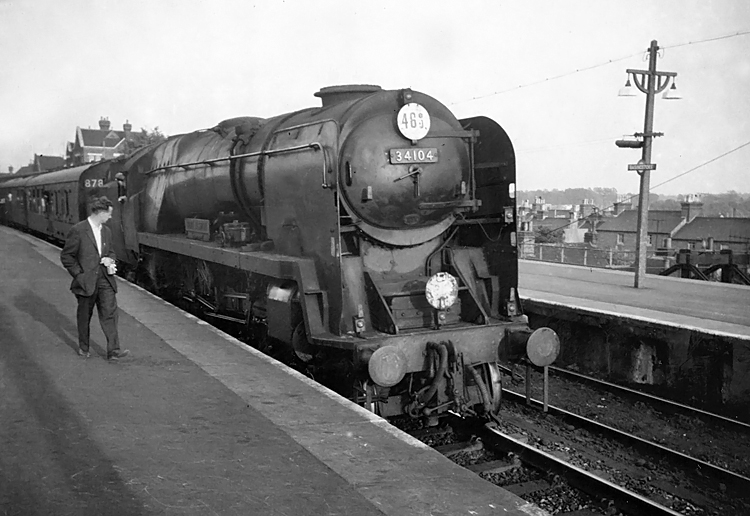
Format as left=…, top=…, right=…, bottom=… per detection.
left=77, top=348, right=90, bottom=358
left=108, top=349, right=130, bottom=360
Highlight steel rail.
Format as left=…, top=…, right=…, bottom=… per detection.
left=548, top=366, right=750, bottom=432
left=502, top=389, right=750, bottom=499
left=480, top=424, right=683, bottom=516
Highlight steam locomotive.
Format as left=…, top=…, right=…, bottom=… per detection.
left=0, top=85, right=558, bottom=423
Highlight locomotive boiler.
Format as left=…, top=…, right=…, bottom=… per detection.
left=114, top=85, right=559, bottom=422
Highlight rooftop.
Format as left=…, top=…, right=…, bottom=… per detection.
left=673, top=217, right=750, bottom=243
left=79, top=128, right=128, bottom=148
left=597, top=210, right=684, bottom=233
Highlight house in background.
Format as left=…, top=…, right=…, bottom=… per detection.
left=593, top=194, right=750, bottom=253
left=11, top=165, right=33, bottom=176
left=595, top=208, right=685, bottom=250
left=66, top=117, right=141, bottom=166
left=33, top=154, right=65, bottom=172
left=672, top=215, right=750, bottom=253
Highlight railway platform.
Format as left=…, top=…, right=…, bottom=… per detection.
left=519, top=260, right=750, bottom=336
left=0, top=225, right=543, bottom=516
left=518, top=260, right=750, bottom=416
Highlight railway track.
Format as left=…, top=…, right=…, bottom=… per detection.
left=407, top=416, right=684, bottom=515
left=473, top=363, right=750, bottom=515
left=546, top=366, right=750, bottom=434
left=509, top=366, right=750, bottom=478
left=480, top=423, right=683, bottom=516
left=501, top=389, right=750, bottom=499
left=399, top=363, right=750, bottom=515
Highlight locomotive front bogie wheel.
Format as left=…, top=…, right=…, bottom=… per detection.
left=485, top=362, right=502, bottom=414
left=471, top=362, right=502, bottom=416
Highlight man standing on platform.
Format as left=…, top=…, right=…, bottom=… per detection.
left=60, top=196, right=130, bottom=360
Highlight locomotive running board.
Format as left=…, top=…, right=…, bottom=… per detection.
left=136, top=232, right=330, bottom=338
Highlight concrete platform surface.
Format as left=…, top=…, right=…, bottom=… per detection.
left=519, top=260, right=750, bottom=340
left=0, top=226, right=544, bottom=516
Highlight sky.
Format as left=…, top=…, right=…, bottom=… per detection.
left=0, top=0, right=748, bottom=196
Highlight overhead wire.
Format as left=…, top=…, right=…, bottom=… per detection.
left=450, top=29, right=750, bottom=106
left=650, top=140, right=750, bottom=191
left=533, top=139, right=750, bottom=235
left=662, top=29, right=750, bottom=50
left=448, top=51, right=641, bottom=106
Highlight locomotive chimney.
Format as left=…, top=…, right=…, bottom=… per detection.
left=99, top=117, right=111, bottom=131
left=314, top=85, right=382, bottom=107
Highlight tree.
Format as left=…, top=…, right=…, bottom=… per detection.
left=139, top=127, right=166, bottom=146
left=534, top=226, right=564, bottom=244
left=123, top=126, right=167, bottom=154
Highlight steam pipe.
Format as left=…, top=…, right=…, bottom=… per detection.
left=421, top=342, right=448, bottom=405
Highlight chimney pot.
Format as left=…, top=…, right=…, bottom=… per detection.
left=680, top=193, right=703, bottom=222
left=99, top=117, right=111, bottom=131
left=123, top=120, right=132, bottom=133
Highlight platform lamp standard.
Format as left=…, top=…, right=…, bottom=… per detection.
left=616, top=39, right=681, bottom=288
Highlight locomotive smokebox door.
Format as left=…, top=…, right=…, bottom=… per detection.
left=338, top=93, right=472, bottom=247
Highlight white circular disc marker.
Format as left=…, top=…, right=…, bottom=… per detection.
left=396, top=103, right=431, bottom=141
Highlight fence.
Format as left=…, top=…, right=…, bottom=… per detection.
left=521, top=244, right=643, bottom=269
left=521, top=244, right=750, bottom=282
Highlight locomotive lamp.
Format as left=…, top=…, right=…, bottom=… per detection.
left=616, top=39, right=680, bottom=289
left=425, top=272, right=458, bottom=310
left=426, top=272, right=459, bottom=329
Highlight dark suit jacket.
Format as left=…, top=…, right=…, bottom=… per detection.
left=60, top=219, right=118, bottom=296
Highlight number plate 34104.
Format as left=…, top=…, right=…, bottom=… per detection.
left=389, top=148, right=438, bottom=164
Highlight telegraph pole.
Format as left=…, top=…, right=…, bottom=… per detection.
left=616, top=40, right=679, bottom=288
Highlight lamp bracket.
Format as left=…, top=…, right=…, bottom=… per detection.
left=626, top=69, right=677, bottom=95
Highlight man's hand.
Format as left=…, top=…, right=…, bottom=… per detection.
left=100, top=257, right=117, bottom=275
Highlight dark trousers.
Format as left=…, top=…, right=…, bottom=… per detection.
left=76, top=269, right=120, bottom=355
